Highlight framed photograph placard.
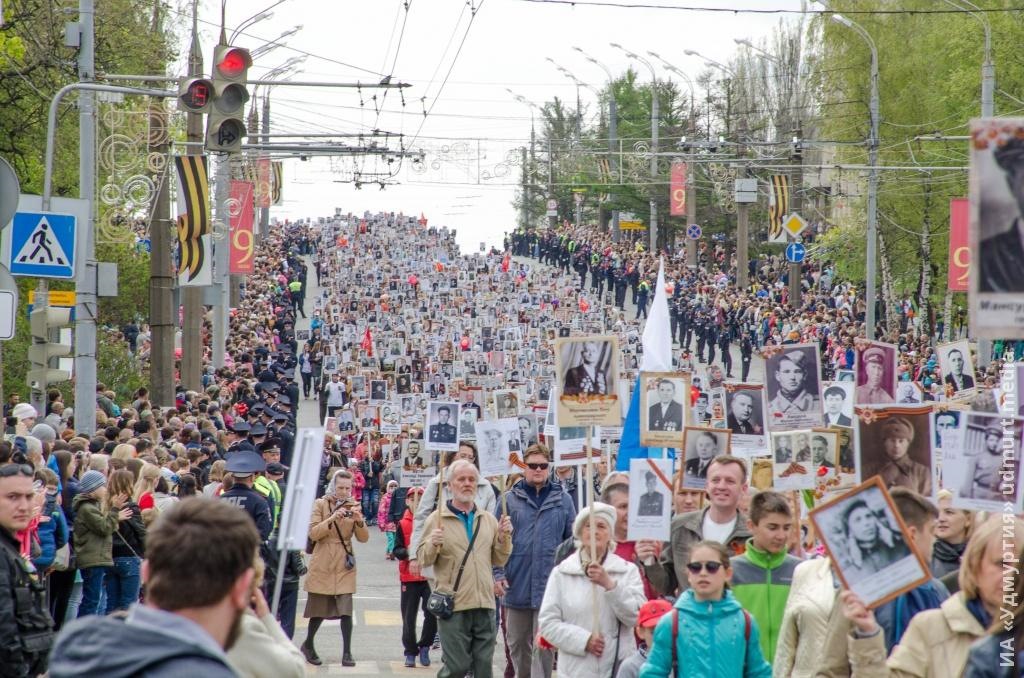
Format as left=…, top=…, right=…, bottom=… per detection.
left=809, top=476, right=930, bottom=609
left=681, top=426, right=732, bottom=490
left=763, top=343, right=824, bottom=431
left=639, top=371, right=689, bottom=448
left=554, top=335, right=622, bottom=427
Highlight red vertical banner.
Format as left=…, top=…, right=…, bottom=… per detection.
left=669, top=161, right=687, bottom=216
left=229, top=180, right=255, bottom=275
left=948, top=198, right=969, bottom=291
left=255, top=157, right=271, bottom=208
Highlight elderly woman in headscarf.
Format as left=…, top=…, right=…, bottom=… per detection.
left=538, top=501, right=646, bottom=678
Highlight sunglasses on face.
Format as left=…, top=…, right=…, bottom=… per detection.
left=686, top=560, right=724, bottom=575
left=526, top=462, right=549, bottom=471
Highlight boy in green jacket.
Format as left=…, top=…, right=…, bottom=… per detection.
left=729, top=490, right=801, bottom=664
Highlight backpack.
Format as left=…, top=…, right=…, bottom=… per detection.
left=670, top=607, right=750, bottom=677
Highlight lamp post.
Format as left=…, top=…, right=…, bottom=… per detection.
left=229, top=10, right=273, bottom=43
left=256, top=57, right=304, bottom=239
left=612, top=43, right=659, bottom=252
left=250, top=25, right=303, bottom=59
left=508, top=90, right=550, bottom=230
left=940, top=0, right=993, bottom=117
left=573, top=46, right=621, bottom=241
left=832, top=13, right=880, bottom=338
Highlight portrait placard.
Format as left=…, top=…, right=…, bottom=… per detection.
left=944, top=412, right=1023, bottom=513
left=853, top=340, right=899, bottom=405
left=458, top=404, right=478, bottom=440
left=763, top=344, right=823, bottom=431
left=855, top=405, right=934, bottom=499
left=639, top=371, right=689, bottom=448
left=401, top=439, right=428, bottom=471
left=424, top=401, right=461, bottom=452
left=379, top=402, right=401, bottom=435
left=969, top=118, right=1024, bottom=338
left=809, top=477, right=930, bottom=609
left=681, top=427, right=731, bottom=489
left=771, top=429, right=817, bottom=490
left=937, top=340, right=976, bottom=398
left=627, top=458, right=673, bottom=542
left=724, top=383, right=767, bottom=453
left=555, top=335, right=622, bottom=426
left=822, top=381, right=855, bottom=428
left=476, top=418, right=519, bottom=476
left=493, top=389, right=520, bottom=419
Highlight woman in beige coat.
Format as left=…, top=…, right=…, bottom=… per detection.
left=840, top=516, right=1024, bottom=678
left=300, top=469, right=369, bottom=667
left=773, top=556, right=836, bottom=678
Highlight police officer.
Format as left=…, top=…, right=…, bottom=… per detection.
left=0, top=463, right=55, bottom=675
left=227, top=420, right=255, bottom=454
left=219, top=451, right=273, bottom=541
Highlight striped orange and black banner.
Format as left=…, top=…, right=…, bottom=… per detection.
left=272, top=161, right=283, bottom=205
left=768, top=174, right=789, bottom=241
left=174, top=155, right=210, bottom=280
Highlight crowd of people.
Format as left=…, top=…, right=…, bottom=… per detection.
left=0, top=208, right=1022, bottom=678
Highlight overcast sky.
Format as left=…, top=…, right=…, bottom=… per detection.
left=197, top=0, right=808, bottom=251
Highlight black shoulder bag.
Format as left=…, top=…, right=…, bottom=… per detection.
left=426, top=517, right=481, bottom=620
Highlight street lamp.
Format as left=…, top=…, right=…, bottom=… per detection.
left=683, top=49, right=735, bottom=76
left=229, top=10, right=273, bottom=43
left=250, top=25, right=303, bottom=59
left=647, top=51, right=695, bottom=115
left=830, top=12, right=880, bottom=338
left=611, top=42, right=659, bottom=252
left=573, top=46, right=621, bottom=241
left=254, top=55, right=305, bottom=238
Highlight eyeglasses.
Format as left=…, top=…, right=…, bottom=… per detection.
left=0, top=464, right=33, bottom=478
left=526, top=462, right=549, bottom=471
left=686, top=560, right=724, bottom=575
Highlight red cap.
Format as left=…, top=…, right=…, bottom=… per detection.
left=637, top=600, right=673, bottom=628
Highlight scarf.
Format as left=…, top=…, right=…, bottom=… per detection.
left=932, top=538, right=967, bottom=566
left=966, top=597, right=993, bottom=630
left=892, top=580, right=945, bottom=647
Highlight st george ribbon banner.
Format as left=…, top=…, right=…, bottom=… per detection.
left=229, top=180, right=255, bottom=275
left=948, top=197, right=968, bottom=292
left=669, top=161, right=687, bottom=217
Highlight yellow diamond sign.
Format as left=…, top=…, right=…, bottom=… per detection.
left=782, top=213, right=808, bottom=239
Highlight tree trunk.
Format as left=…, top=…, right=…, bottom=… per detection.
left=878, top=230, right=900, bottom=341
left=917, top=180, right=933, bottom=337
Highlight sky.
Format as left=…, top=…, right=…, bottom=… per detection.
left=194, top=0, right=809, bottom=252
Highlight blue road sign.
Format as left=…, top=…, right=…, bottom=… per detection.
left=8, top=211, right=77, bottom=279
left=686, top=223, right=702, bottom=240
left=785, top=242, right=806, bottom=264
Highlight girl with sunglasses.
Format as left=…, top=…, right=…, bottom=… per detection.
left=640, top=540, right=771, bottom=677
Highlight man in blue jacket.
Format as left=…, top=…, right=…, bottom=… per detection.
left=494, top=444, right=575, bottom=678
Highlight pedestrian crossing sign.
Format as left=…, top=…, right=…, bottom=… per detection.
left=7, top=211, right=77, bottom=279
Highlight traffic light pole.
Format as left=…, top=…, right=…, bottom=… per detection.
left=180, top=6, right=205, bottom=392
left=29, top=280, right=48, bottom=415
left=148, top=103, right=175, bottom=408
left=75, top=0, right=97, bottom=434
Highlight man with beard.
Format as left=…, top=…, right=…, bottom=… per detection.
left=49, top=498, right=260, bottom=676
left=767, top=351, right=820, bottom=420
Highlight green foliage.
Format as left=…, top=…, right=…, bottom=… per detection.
left=96, top=231, right=150, bottom=328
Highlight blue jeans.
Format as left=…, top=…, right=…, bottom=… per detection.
left=104, top=556, right=141, bottom=614
left=362, top=487, right=380, bottom=525
left=78, top=566, right=106, bottom=617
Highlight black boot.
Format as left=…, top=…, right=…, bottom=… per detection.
left=300, top=640, right=322, bottom=666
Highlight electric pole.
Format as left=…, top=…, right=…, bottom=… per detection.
left=180, top=0, right=204, bottom=391
left=685, top=116, right=697, bottom=268
left=148, top=99, right=174, bottom=407
left=788, top=122, right=803, bottom=307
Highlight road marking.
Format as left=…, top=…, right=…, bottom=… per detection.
left=363, top=610, right=402, bottom=626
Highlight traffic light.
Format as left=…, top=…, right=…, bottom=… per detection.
left=206, top=44, right=251, bottom=153
left=177, top=76, right=214, bottom=113
left=27, top=303, right=71, bottom=392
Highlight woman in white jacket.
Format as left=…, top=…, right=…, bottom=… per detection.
left=538, top=502, right=646, bottom=678
left=772, top=556, right=836, bottom=678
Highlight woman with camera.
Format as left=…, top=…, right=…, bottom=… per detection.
left=301, top=469, right=369, bottom=667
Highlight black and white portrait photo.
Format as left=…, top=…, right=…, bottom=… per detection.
left=682, top=427, right=731, bottom=489
left=425, top=401, right=460, bottom=452
left=515, top=414, right=538, bottom=450
left=475, top=418, right=518, bottom=477
left=459, top=404, right=478, bottom=439
left=396, top=373, right=412, bottom=395
left=764, top=344, right=823, bottom=431
left=932, top=409, right=962, bottom=450
left=639, top=372, right=688, bottom=448
left=370, top=379, right=387, bottom=404
left=809, top=477, right=929, bottom=608
left=627, top=458, right=673, bottom=541
left=946, top=413, right=1024, bottom=512
left=555, top=335, right=621, bottom=426
left=725, top=385, right=767, bottom=453
left=854, top=341, right=898, bottom=406
left=494, top=389, right=520, bottom=419
left=822, top=382, right=855, bottom=428
left=969, top=118, right=1024, bottom=338
left=772, top=429, right=818, bottom=491
left=857, top=406, right=934, bottom=498
left=938, top=341, right=976, bottom=396
left=895, top=381, right=924, bottom=405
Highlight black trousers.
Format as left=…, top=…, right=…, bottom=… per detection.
left=400, top=580, right=438, bottom=656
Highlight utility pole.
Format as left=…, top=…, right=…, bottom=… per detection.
left=520, top=146, right=528, bottom=229
left=788, top=122, right=803, bottom=307
left=212, top=155, right=229, bottom=369
left=74, top=0, right=98, bottom=435
left=547, top=137, right=556, bottom=230
left=260, top=94, right=271, bottom=239
left=649, top=76, right=659, bottom=252
left=685, top=116, right=697, bottom=268
left=735, top=119, right=750, bottom=289
left=608, top=91, right=619, bottom=242
left=148, top=101, right=174, bottom=408
left=180, top=0, right=204, bottom=391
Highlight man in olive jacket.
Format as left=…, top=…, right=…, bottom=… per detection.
left=417, top=460, right=512, bottom=678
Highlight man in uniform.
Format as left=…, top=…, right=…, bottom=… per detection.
left=218, top=451, right=273, bottom=541
left=562, top=341, right=607, bottom=396
left=429, top=405, right=457, bottom=444
left=856, top=346, right=895, bottom=404
left=648, top=379, right=684, bottom=431
left=227, top=420, right=255, bottom=454
left=877, top=416, right=931, bottom=496
left=637, top=471, right=664, bottom=516
left=767, top=350, right=821, bottom=419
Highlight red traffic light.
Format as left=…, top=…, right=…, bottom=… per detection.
left=216, top=47, right=252, bottom=79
